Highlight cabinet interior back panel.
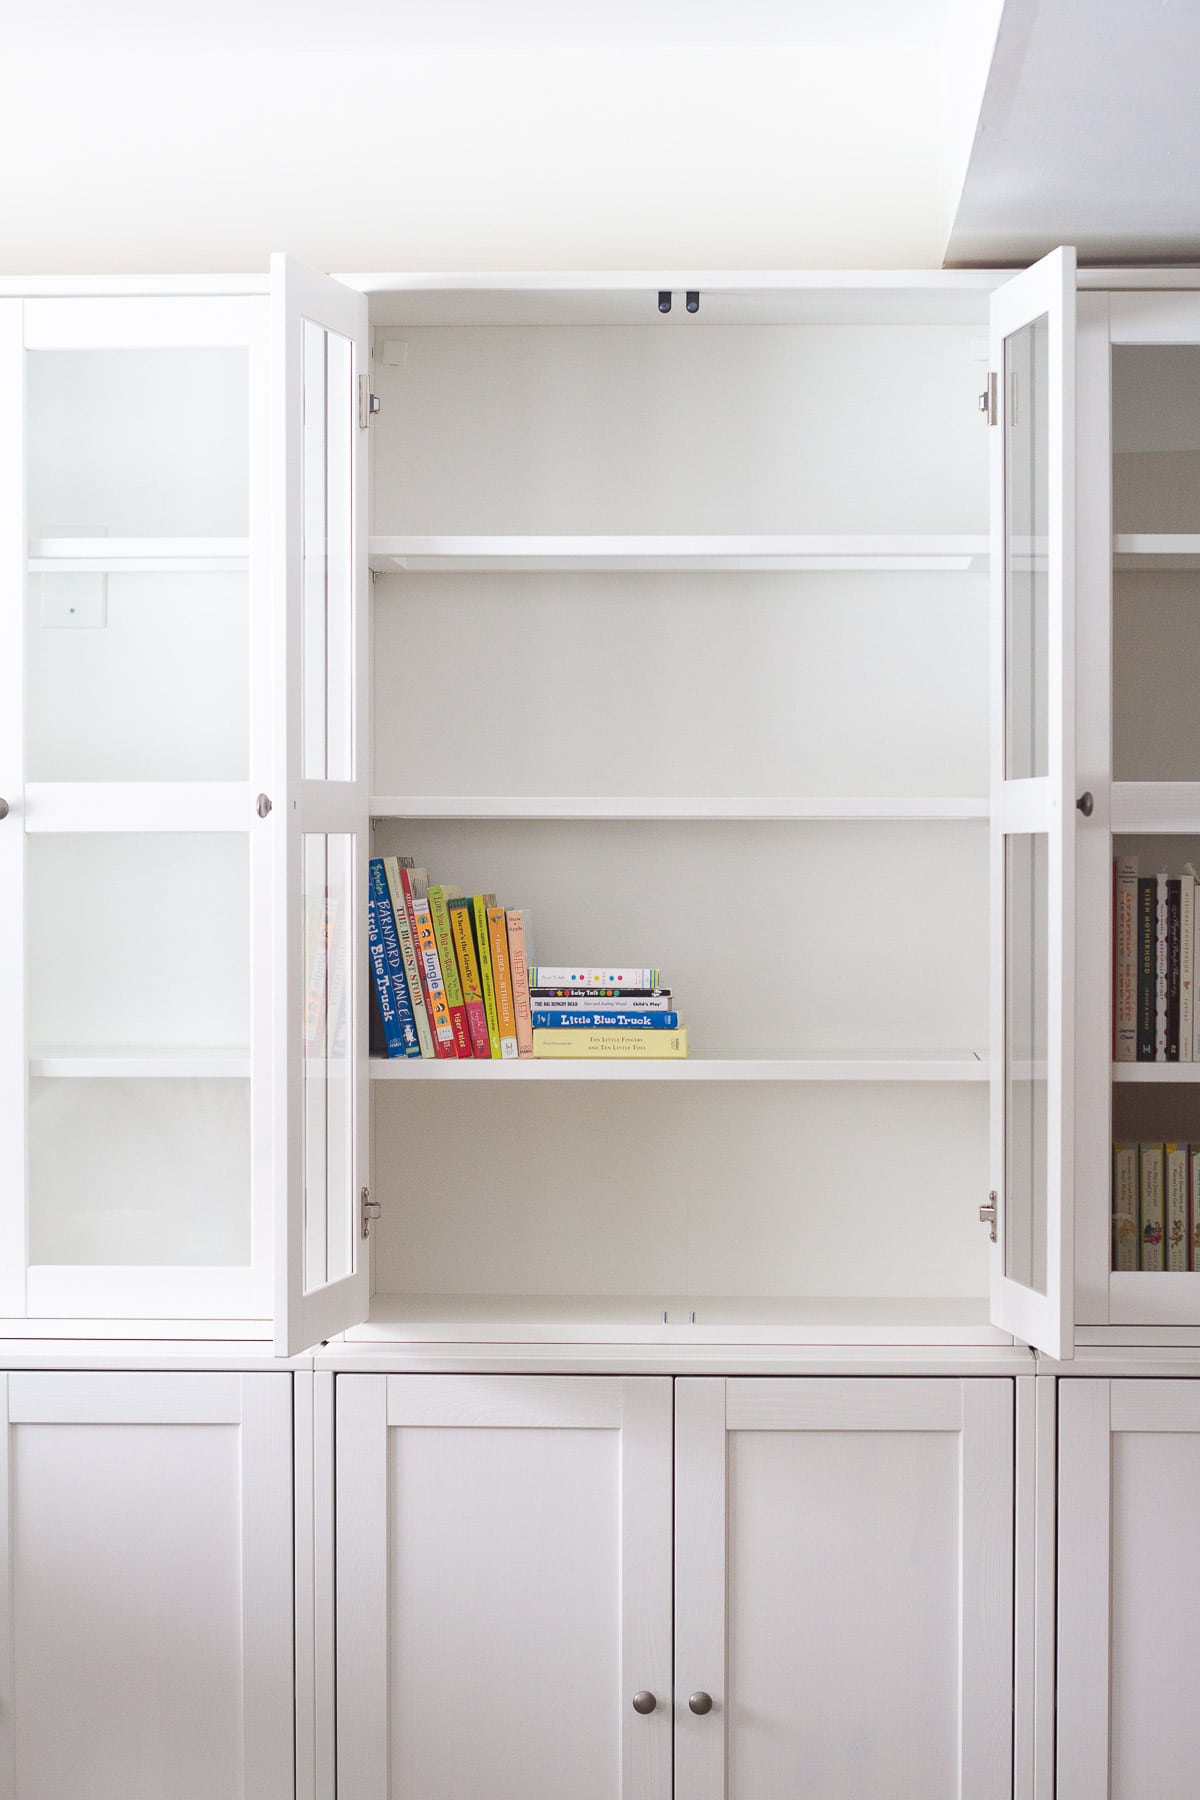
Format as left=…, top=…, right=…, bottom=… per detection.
left=371, top=1082, right=989, bottom=1300
left=1113, top=573, right=1200, bottom=781
left=373, top=571, right=988, bottom=800
left=26, top=349, right=250, bottom=538
left=370, top=819, right=987, bottom=1055
left=370, top=326, right=988, bottom=535
left=1113, top=344, right=1200, bottom=534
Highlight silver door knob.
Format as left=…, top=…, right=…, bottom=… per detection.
left=632, top=1691, right=657, bottom=1714
left=0, top=798, right=8, bottom=820
left=689, top=1691, right=714, bottom=1715
left=256, top=793, right=272, bottom=818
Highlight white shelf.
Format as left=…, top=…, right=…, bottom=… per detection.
left=349, top=1291, right=1004, bottom=1347
left=29, top=1048, right=252, bottom=1079
left=368, top=534, right=990, bottom=574
left=369, top=794, right=989, bottom=822
left=1111, top=783, right=1200, bottom=833
left=1114, top=534, right=1200, bottom=570
left=1113, top=1062, right=1200, bottom=1083
left=28, top=537, right=250, bottom=573
left=371, top=1050, right=987, bottom=1083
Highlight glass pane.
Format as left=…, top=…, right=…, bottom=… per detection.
left=302, top=322, right=355, bottom=782
left=1004, top=315, right=1050, bottom=780
left=1005, top=832, right=1048, bottom=1293
left=27, top=349, right=249, bottom=538
left=1112, top=346, right=1200, bottom=782
left=302, top=833, right=355, bottom=1291
left=29, top=1079, right=250, bottom=1266
left=26, top=833, right=251, bottom=1271
left=27, top=571, right=248, bottom=780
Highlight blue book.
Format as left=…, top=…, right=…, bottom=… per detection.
left=530, top=1009, right=679, bottom=1030
left=368, top=890, right=406, bottom=1057
left=369, top=858, right=421, bottom=1056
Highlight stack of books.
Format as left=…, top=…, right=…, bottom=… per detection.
left=529, top=969, right=688, bottom=1059
left=1113, top=1141, right=1200, bottom=1270
left=1113, top=855, right=1200, bottom=1061
left=367, top=855, right=534, bottom=1059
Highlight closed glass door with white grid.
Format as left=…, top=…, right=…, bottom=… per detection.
left=0, top=296, right=271, bottom=1322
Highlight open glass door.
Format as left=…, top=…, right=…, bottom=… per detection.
left=989, top=247, right=1076, bottom=1359
left=272, top=256, right=370, bottom=1354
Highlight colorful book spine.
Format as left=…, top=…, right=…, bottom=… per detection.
left=1137, top=877, right=1155, bottom=1060
left=1112, top=1143, right=1140, bottom=1270
left=448, top=897, right=491, bottom=1058
left=369, top=858, right=420, bottom=1056
left=367, top=889, right=407, bottom=1058
left=429, top=884, right=473, bottom=1058
left=1156, top=872, right=1169, bottom=1062
left=529, top=987, right=672, bottom=1004
left=529, top=967, right=662, bottom=989
left=1167, top=1142, right=1189, bottom=1269
left=532, top=1028, right=689, bottom=1059
left=410, top=876, right=458, bottom=1056
left=1114, top=855, right=1138, bottom=1061
left=474, top=893, right=501, bottom=1057
left=1140, top=1142, right=1165, bottom=1271
left=1168, top=878, right=1182, bottom=1061
left=1191, top=1147, right=1200, bottom=1270
left=383, top=856, right=434, bottom=1059
left=505, top=909, right=534, bottom=1059
left=487, top=906, right=519, bottom=1059
left=531, top=1009, right=680, bottom=1029
left=1183, top=873, right=1196, bottom=1064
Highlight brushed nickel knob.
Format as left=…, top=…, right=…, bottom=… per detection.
left=256, top=793, right=272, bottom=818
left=632, top=1691, right=657, bottom=1714
left=689, top=1691, right=713, bottom=1715
left=0, top=797, right=8, bottom=820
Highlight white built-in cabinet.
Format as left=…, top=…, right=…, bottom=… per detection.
left=0, top=1370, right=294, bottom=1800
left=333, top=1373, right=1015, bottom=1800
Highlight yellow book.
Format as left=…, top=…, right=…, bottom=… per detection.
left=487, top=906, right=519, bottom=1059
left=532, top=1028, right=689, bottom=1059
left=473, top=893, right=501, bottom=1058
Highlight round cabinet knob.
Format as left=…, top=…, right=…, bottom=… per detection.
left=631, top=1691, right=657, bottom=1715
left=255, top=793, right=273, bottom=819
left=0, top=797, right=8, bottom=820
left=1076, top=791, right=1094, bottom=817
left=689, top=1691, right=714, bottom=1715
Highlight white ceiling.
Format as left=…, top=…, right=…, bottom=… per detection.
left=947, top=0, right=1200, bottom=266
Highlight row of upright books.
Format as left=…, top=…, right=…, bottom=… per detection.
left=1112, top=1142, right=1200, bottom=1270
left=367, top=855, right=689, bottom=1059
left=1113, top=857, right=1200, bottom=1061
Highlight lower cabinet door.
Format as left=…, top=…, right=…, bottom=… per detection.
left=674, top=1377, right=1015, bottom=1800
left=334, top=1374, right=673, bottom=1800
left=1058, top=1378, right=1200, bottom=1800
left=0, top=1369, right=294, bottom=1800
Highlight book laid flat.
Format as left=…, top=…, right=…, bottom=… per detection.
left=528, top=967, right=662, bottom=989
left=532, top=1028, right=689, bottom=1059
left=531, top=1009, right=680, bottom=1029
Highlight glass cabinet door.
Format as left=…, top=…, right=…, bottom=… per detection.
left=0, top=293, right=272, bottom=1323
left=271, top=257, right=370, bottom=1356
left=989, top=248, right=1077, bottom=1359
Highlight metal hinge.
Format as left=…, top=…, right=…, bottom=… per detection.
left=979, top=1190, right=998, bottom=1242
left=361, top=1185, right=382, bottom=1238
left=357, top=374, right=380, bottom=429
left=979, top=371, right=998, bottom=426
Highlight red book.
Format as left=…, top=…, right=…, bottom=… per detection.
left=399, top=864, right=455, bottom=1057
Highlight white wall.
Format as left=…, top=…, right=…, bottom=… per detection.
left=0, top=2, right=973, bottom=274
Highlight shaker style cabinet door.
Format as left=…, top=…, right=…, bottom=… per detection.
left=334, top=1374, right=673, bottom=1800
left=0, top=1371, right=294, bottom=1800
left=1058, top=1379, right=1200, bottom=1800
left=674, top=1377, right=1015, bottom=1800
left=988, top=247, right=1078, bottom=1358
